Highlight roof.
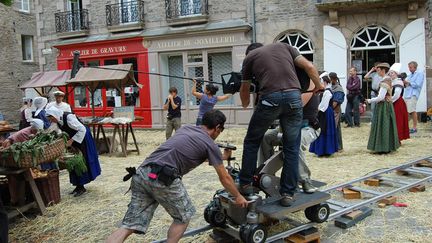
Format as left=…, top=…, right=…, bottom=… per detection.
left=66, top=64, right=141, bottom=90
left=20, top=70, right=71, bottom=89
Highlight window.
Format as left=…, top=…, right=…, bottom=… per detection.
left=277, top=31, right=314, bottom=61
left=350, top=25, right=396, bottom=51
left=179, top=0, right=202, bottom=16
left=168, top=56, right=185, bottom=103
left=17, top=0, right=30, bottom=12
left=208, top=52, right=233, bottom=105
left=122, top=58, right=140, bottom=107
left=165, top=51, right=233, bottom=107
left=21, top=35, right=33, bottom=61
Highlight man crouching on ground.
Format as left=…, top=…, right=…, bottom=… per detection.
left=106, top=109, right=248, bottom=243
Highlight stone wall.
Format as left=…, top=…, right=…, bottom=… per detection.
left=254, top=0, right=328, bottom=70
left=0, top=2, right=38, bottom=124
left=254, top=0, right=431, bottom=110
left=36, top=0, right=250, bottom=72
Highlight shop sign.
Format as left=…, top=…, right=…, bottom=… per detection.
left=150, top=33, right=247, bottom=51
left=56, top=37, right=146, bottom=60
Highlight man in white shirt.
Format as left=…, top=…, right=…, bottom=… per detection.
left=47, top=91, right=72, bottom=113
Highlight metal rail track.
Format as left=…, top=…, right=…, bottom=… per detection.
left=153, top=155, right=432, bottom=243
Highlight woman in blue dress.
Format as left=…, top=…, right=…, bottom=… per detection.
left=192, top=79, right=232, bottom=125
left=309, top=72, right=338, bottom=156
left=46, top=107, right=101, bottom=197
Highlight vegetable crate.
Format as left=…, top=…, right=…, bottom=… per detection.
left=0, top=139, right=66, bottom=168
left=35, top=170, right=61, bottom=207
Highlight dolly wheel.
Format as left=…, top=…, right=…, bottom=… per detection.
left=305, top=203, right=330, bottom=223
left=240, top=224, right=267, bottom=243
left=204, top=205, right=226, bottom=227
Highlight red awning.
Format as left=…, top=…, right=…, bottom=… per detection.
left=20, top=70, right=71, bottom=89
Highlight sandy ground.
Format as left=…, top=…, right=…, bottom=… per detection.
left=7, top=122, right=432, bottom=243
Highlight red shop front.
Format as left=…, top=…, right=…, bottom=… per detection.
left=55, top=37, right=152, bottom=127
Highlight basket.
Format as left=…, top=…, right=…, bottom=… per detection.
left=0, top=139, right=66, bottom=168
left=35, top=170, right=61, bottom=207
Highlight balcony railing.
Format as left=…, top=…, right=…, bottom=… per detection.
left=106, top=1, right=145, bottom=27
left=165, top=0, right=208, bottom=24
left=55, top=9, right=89, bottom=34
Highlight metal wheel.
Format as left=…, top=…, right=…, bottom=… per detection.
left=240, top=224, right=267, bottom=243
left=305, top=203, right=330, bottom=223
left=204, top=201, right=226, bottom=227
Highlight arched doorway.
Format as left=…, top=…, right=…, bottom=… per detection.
left=276, top=31, right=314, bottom=61
left=350, top=25, right=396, bottom=99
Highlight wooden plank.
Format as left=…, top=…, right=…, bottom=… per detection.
left=7, top=202, right=37, bottom=219
left=24, top=170, right=46, bottom=215
left=378, top=196, right=397, bottom=205
left=334, top=207, right=372, bottom=229
left=409, top=184, right=426, bottom=192
left=363, top=178, right=380, bottom=186
left=342, top=188, right=361, bottom=199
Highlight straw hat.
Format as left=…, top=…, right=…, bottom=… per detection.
left=53, top=90, right=65, bottom=96
left=376, top=62, right=390, bottom=69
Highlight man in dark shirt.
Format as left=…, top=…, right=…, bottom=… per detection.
left=163, top=87, right=182, bottom=140
left=239, top=42, right=322, bottom=207
left=107, top=110, right=248, bottom=243
left=345, top=67, right=362, bottom=127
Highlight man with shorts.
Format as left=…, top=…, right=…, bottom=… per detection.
left=106, top=110, right=248, bottom=243
left=403, top=61, right=424, bottom=133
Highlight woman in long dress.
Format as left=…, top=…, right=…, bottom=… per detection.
left=45, top=107, right=101, bottom=196
left=388, top=63, right=410, bottom=142
left=309, top=72, right=338, bottom=156
left=329, top=72, right=345, bottom=151
left=366, top=77, right=400, bottom=153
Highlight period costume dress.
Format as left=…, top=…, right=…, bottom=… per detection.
left=392, top=78, right=410, bottom=142
left=309, top=83, right=338, bottom=156
left=46, top=107, right=101, bottom=195
left=367, top=78, right=400, bottom=153
left=331, top=81, right=345, bottom=151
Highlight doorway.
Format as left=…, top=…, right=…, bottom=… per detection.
left=350, top=48, right=395, bottom=100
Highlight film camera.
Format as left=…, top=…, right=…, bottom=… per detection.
left=220, top=67, right=311, bottom=95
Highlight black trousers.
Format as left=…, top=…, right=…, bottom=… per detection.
left=0, top=199, right=8, bottom=243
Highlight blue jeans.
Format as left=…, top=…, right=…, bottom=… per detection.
left=239, top=90, right=303, bottom=196
left=345, top=94, right=360, bottom=126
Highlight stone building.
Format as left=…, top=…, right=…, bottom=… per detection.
left=31, top=0, right=431, bottom=127
left=254, top=0, right=431, bottom=113
left=0, top=1, right=39, bottom=123
left=35, top=0, right=252, bottom=127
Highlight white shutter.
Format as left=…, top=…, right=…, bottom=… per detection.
left=323, top=25, right=348, bottom=111
left=399, top=18, right=427, bottom=112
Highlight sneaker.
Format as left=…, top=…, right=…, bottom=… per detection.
left=239, top=184, right=258, bottom=195
left=302, top=180, right=318, bottom=194
left=409, top=128, right=417, bottom=134
left=280, top=193, right=295, bottom=207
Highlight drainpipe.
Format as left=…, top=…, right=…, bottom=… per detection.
left=252, top=0, right=256, bottom=43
